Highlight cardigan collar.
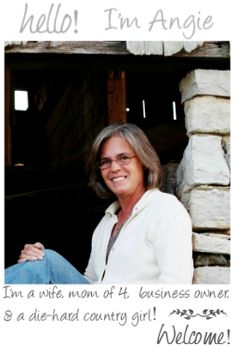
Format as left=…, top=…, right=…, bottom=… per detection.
left=105, top=188, right=160, bottom=217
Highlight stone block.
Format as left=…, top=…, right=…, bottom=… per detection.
left=193, top=266, right=230, bottom=284
left=192, top=232, right=230, bottom=255
left=184, top=96, right=230, bottom=135
left=176, top=135, right=230, bottom=193
left=179, top=69, right=230, bottom=103
left=183, top=187, right=230, bottom=229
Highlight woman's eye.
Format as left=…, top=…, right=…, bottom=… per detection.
left=100, top=159, right=110, bottom=165
left=119, top=156, right=129, bottom=162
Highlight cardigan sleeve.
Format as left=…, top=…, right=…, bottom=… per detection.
left=147, top=195, right=194, bottom=284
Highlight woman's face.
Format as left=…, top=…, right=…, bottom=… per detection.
left=99, top=135, right=145, bottom=199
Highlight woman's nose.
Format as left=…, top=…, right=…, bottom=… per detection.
left=110, top=160, right=121, bottom=171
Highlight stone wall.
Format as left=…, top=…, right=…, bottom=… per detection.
left=176, top=69, right=230, bottom=284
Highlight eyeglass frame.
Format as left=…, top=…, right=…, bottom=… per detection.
left=97, top=154, right=136, bottom=170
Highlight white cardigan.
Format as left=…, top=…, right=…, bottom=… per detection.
left=84, top=189, right=193, bottom=284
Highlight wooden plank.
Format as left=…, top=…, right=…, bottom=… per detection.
left=107, top=71, right=127, bottom=124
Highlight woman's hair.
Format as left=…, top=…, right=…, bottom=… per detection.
left=86, top=123, right=164, bottom=199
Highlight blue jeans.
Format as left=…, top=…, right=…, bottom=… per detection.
left=5, top=249, right=90, bottom=284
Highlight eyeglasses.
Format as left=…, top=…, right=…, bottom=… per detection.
left=97, top=154, right=136, bottom=170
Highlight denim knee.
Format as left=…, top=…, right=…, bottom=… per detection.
left=43, top=249, right=67, bottom=264
left=44, top=249, right=60, bottom=259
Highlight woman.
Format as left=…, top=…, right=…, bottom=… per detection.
left=5, top=123, right=193, bottom=284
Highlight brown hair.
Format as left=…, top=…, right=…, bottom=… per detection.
left=86, top=123, right=164, bottom=198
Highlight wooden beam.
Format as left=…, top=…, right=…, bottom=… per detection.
left=107, top=71, right=127, bottom=124
left=5, top=41, right=128, bottom=55
left=5, top=41, right=230, bottom=59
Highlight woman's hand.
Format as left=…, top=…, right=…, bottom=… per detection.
left=18, top=242, right=45, bottom=263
